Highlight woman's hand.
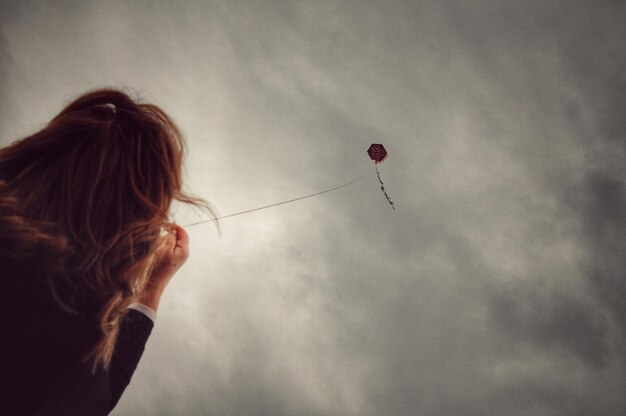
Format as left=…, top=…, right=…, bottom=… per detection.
left=138, top=224, right=189, bottom=311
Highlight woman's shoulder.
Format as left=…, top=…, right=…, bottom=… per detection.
left=0, top=254, right=109, bottom=414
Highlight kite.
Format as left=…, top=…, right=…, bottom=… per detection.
left=367, top=144, right=395, bottom=210
left=367, top=143, right=388, bottom=164
left=185, top=144, right=394, bottom=227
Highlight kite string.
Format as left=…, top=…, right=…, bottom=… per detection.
left=183, top=170, right=371, bottom=227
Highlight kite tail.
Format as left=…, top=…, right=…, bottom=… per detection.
left=375, top=166, right=395, bottom=210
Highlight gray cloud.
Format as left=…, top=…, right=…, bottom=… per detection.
left=584, top=173, right=626, bottom=333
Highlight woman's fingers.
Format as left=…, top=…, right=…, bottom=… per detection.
left=158, top=228, right=177, bottom=253
left=172, top=224, right=189, bottom=253
left=158, top=223, right=189, bottom=268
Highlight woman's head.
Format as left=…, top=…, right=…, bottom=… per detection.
left=0, top=88, right=209, bottom=370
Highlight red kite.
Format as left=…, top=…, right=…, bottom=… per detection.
left=367, top=143, right=388, bottom=164
left=367, top=144, right=395, bottom=209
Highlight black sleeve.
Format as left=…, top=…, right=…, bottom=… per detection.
left=108, top=309, right=154, bottom=410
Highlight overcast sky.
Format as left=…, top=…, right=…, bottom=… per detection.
left=1, top=1, right=625, bottom=415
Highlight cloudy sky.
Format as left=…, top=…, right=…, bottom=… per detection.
left=1, top=1, right=625, bottom=415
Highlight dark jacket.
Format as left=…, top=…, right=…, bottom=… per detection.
left=0, top=255, right=153, bottom=416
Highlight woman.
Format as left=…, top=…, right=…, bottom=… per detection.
left=0, top=89, right=211, bottom=415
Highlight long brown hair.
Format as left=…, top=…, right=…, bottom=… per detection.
left=0, top=88, right=212, bottom=372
